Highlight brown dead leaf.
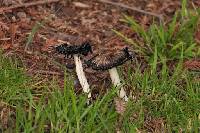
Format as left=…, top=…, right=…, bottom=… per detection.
left=0, top=106, right=10, bottom=129
left=184, top=60, right=200, bottom=71
left=144, top=116, right=165, bottom=133
left=140, top=15, right=150, bottom=26
left=17, top=11, right=27, bottom=19
left=9, top=23, right=18, bottom=46
left=48, top=18, right=66, bottom=30
left=195, top=28, right=200, bottom=44
left=2, top=42, right=11, bottom=50
left=194, top=1, right=200, bottom=7
left=114, top=97, right=126, bottom=115
left=0, top=28, right=4, bottom=38
left=0, top=21, right=9, bottom=31
left=146, top=2, right=157, bottom=12
left=2, top=0, right=23, bottom=6
left=42, top=38, right=58, bottom=52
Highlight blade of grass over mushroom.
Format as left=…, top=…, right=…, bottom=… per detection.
left=73, top=55, right=90, bottom=95
left=108, top=68, right=127, bottom=101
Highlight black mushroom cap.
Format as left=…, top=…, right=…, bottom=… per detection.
left=55, top=40, right=92, bottom=58
left=85, top=47, right=134, bottom=71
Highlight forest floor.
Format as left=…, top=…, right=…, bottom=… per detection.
left=0, top=0, right=200, bottom=132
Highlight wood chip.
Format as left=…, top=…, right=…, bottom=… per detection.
left=73, top=2, right=90, bottom=8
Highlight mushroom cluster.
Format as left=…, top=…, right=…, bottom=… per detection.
left=55, top=37, right=134, bottom=101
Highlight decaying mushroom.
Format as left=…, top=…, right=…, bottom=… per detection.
left=85, top=47, right=134, bottom=101
left=55, top=40, right=92, bottom=98
left=55, top=41, right=92, bottom=58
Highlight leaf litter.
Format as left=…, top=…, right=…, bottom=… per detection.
left=0, top=0, right=199, bottom=132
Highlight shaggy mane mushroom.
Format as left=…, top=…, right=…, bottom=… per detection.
left=85, top=47, right=134, bottom=101
left=55, top=40, right=92, bottom=98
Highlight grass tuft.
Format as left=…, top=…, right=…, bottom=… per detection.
left=115, top=5, right=200, bottom=70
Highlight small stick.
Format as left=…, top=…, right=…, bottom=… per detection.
left=0, top=21, right=9, bottom=30
left=98, top=0, right=163, bottom=23
left=0, top=0, right=60, bottom=14
left=0, top=38, right=11, bottom=41
left=30, top=70, right=63, bottom=76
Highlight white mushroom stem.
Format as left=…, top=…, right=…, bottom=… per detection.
left=73, top=54, right=91, bottom=98
left=108, top=68, right=128, bottom=101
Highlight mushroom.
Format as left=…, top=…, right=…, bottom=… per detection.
left=85, top=47, right=134, bottom=101
left=55, top=40, right=92, bottom=98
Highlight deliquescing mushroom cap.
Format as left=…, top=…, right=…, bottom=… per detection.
left=85, top=47, right=135, bottom=71
left=55, top=36, right=92, bottom=57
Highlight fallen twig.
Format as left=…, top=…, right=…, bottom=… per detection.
left=0, top=0, right=60, bottom=14
left=30, top=70, right=63, bottom=76
left=0, top=38, right=11, bottom=41
left=98, top=0, right=163, bottom=23
left=0, top=21, right=9, bottom=30
left=0, top=101, right=16, bottom=108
